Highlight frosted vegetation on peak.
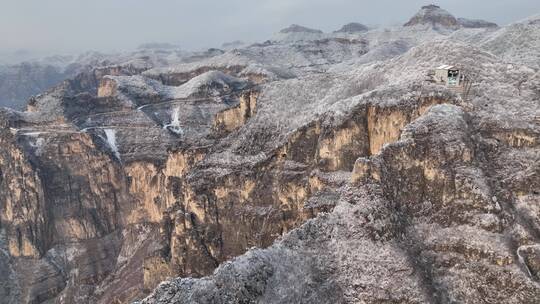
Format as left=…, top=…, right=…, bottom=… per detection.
left=479, top=16, right=540, bottom=68
left=334, top=23, right=369, bottom=33
left=109, top=70, right=248, bottom=101
left=280, top=24, right=324, bottom=34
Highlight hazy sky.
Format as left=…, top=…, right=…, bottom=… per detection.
left=1, top=0, right=539, bottom=54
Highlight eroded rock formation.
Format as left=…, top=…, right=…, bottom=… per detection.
left=0, top=4, right=539, bottom=304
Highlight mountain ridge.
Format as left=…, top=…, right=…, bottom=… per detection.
left=0, top=4, right=539, bottom=304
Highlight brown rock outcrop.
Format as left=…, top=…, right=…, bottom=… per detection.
left=404, top=5, right=460, bottom=30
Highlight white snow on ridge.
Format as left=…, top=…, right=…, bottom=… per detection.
left=144, top=37, right=372, bottom=81
left=271, top=24, right=325, bottom=43
left=232, top=37, right=539, bottom=153
left=479, top=15, right=540, bottom=68
left=108, top=70, right=248, bottom=100
left=271, top=31, right=326, bottom=43
left=173, top=70, right=248, bottom=97
left=143, top=52, right=252, bottom=78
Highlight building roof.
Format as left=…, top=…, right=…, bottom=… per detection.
left=436, top=64, right=458, bottom=70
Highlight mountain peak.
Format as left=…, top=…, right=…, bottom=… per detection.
left=422, top=4, right=441, bottom=10
left=334, top=22, right=369, bottom=33
left=279, top=24, right=323, bottom=34
left=404, top=4, right=459, bottom=29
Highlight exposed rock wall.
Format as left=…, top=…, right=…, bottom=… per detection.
left=148, top=94, right=458, bottom=281
left=124, top=148, right=206, bottom=225
left=0, top=129, right=133, bottom=303
left=0, top=81, right=488, bottom=304
left=97, top=77, right=118, bottom=98
left=213, top=90, right=259, bottom=133
left=160, top=159, right=315, bottom=277
left=279, top=95, right=453, bottom=172
left=140, top=104, right=540, bottom=304
left=0, top=130, right=47, bottom=258
left=366, top=96, right=450, bottom=155
left=28, top=133, right=129, bottom=245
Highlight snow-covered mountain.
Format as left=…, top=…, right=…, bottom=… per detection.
left=0, top=46, right=220, bottom=110
left=0, top=4, right=506, bottom=111
left=404, top=4, right=461, bottom=30
left=271, top=24, right=326, bottom=42
left=334, top=22, right=370, bottom=33
left=1, top=5, right=539, bottom=304
left=480, top=15, right=540, bottom=68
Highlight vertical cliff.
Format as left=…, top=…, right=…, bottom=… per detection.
left=0, top=129, right=47, bottom=258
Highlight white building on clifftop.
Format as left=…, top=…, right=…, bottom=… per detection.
left=434, top=65, right=462, bottom=86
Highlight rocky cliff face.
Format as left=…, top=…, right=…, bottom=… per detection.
left=1, top=5, right=539, bottom=304
left=142, top=103, right=540, bottom=304
left=404, top=5, right=460, bottom=30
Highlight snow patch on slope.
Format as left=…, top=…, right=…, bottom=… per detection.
left=108, top=70, right=248, bottom=101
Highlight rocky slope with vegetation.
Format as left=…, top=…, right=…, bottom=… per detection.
left=0, top=5, right=539, bottom=304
